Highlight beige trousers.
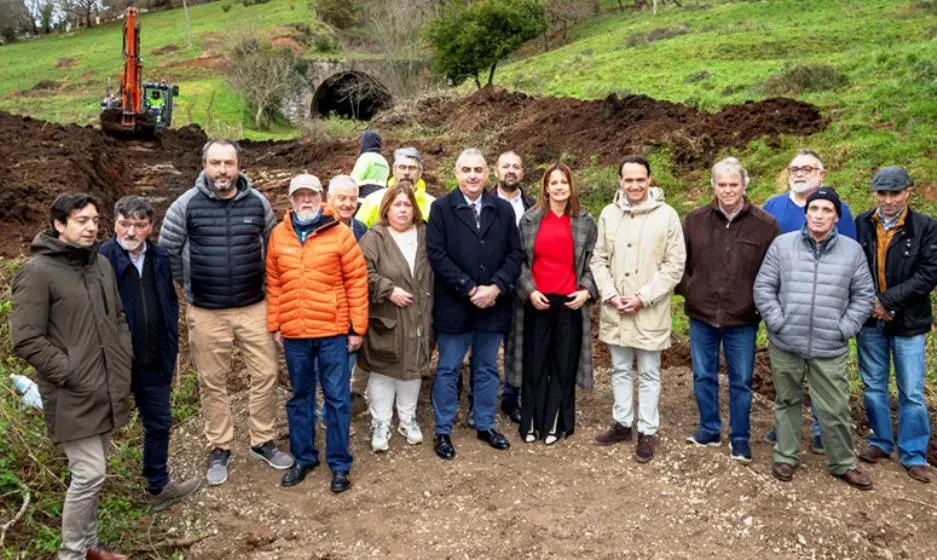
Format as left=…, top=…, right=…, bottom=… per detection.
left=59, top=434, right=109, bottom=560
left=187, top=300, right=278, bottom=448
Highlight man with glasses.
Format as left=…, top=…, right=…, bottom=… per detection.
left=100, top=196, right=200, bottom=509
left=356, top=147, right=435, bottom=228
left=761, top=149, right=857, bottom=451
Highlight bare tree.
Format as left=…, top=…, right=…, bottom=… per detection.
left=227, top=40, right=305, bottom=130
left=0, top=0, right=35, bottom=41
left=542, top=0, right=591, bottom=51
left=58, top=0, right=108, bottom=28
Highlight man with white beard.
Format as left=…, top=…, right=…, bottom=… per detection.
left=761, top=148, right=857, bottom=450
left=99, top=196, right=200, bottom=510
left=160, top=139, right=294, bottom=486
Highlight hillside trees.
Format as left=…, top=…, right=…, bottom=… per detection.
left=227, top=39, right=306, bottom=130
left=0, top=0, right=35, bottom=42
left=424, top=0, right=547, bottom=88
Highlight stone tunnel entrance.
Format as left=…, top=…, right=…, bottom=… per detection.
left=311, top=71, right=393, bottom=120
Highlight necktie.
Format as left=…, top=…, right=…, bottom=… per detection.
left=470, top=202, right=481, bottom=229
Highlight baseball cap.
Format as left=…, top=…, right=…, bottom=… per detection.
left=870, top=166, right=912, bottom=192
left=288, top=174, right=322, bottom=197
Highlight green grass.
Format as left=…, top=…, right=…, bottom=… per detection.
left=498, top=0, right=937, bottom=218
left=0, top=0, right=326, bottom=138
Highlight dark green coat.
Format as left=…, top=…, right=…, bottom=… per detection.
left=12, top=231, right=133, bottom=444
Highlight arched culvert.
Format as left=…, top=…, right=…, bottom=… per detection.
left=311, top=71, right=392, bottom=120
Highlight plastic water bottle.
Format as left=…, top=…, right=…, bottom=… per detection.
left=9, top=374, right=43, bottom=412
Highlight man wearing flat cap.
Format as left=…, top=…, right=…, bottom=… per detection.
left=854, top=166, right=937, bottom=483
left=754, top=187, right=875, bottom=490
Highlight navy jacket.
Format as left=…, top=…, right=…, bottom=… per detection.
left=99, top=238, right=179, bottom=379
left=426, top=188, right=523, bottom=334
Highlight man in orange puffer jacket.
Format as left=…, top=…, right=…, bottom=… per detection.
left=266, top=174, right=369, bottom=493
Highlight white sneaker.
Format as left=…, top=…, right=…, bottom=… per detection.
left=371, top=421, right=390, bottom=452
left=397, top=419, right=424, bottom=445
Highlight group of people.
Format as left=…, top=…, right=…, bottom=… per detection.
left=10, top=128, right=937, bottom=559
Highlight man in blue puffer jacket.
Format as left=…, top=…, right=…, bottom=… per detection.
left=754, top=187, right=875, bottom=490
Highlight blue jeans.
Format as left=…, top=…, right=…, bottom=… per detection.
left=464, top=336, right=518, bottom=412
left=131, top=362, right=172, bottom=494
left=857, top=322, right=930, bottom=467
left=433, top=331, right=502, bottom=434
left=283, top=336, right=353, bottom=473
left=689, top=319, right=757, bottom=443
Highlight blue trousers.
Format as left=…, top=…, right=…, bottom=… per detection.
left=283, top=336, right=353, bottom=473
left=434, top=331, right=502, bottom=434
left=689, top=319, right=756, bottom=444
left=132, top=362, right=172, bottom=494
left=857, top=322, right=930, bottom=467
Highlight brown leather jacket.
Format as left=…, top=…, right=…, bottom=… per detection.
left=677, top=199, right=779, bottom=328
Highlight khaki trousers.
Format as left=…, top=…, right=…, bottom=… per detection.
left=59, top=434, right=109, bottom=560
left=187, top=300, right=278, bottom=448
left=769, top=342, right=857, bottom=475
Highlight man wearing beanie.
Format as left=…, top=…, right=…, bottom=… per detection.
left=754, top=186, right=876, bottom=490
left=854, top=167, right=937, bottom=483
left=351, top=130, right=390, bottom=201
left=762, top=149, right=858, bottom=450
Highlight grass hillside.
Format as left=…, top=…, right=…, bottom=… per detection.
left=497, top=0, right=937, bottom=216
left=0, top=0, right=323, bottom=139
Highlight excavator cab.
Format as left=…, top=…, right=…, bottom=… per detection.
left=100, top=8, right=179, bottom=138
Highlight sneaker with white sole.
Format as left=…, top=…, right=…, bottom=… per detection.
left=206, top=448, right=231, bottom=486
left=250, top=441, right=294, bottom=470
left=397, top=420, right=424, bottom=445
left=147, top=477, right=201, bottom=511
left=371, top=421, right=391, bottom=452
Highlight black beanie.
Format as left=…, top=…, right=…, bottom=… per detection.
left=804, top=187, right=842, bottom=218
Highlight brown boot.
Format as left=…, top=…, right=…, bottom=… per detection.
left=86, top=547, right=128, bottom=560
left=594, top=422, right=632, bottom=446
left=635, top=433, right=654, bottom=463
left=857, top=445, right=889, bottom=464
left=836, top=468, right=873, bottom=491
left=906, top=465, right=931, bottom=483
left=772, top=462, right=795, bottom=482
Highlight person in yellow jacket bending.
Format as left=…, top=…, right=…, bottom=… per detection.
left=356, top=146, right=435, bottom=228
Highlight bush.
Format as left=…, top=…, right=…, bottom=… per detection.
left=314, top=33, right=339, bottom=52
left=241, top=0, right=271, bottom=6
left=318, top=0, right=360, bottom=29
left=221, top=3, right=232, bottom=12
left=762, top=63, right=849, bottom=96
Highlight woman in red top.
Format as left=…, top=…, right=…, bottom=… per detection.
left=508, top=163, right=598, bottom=444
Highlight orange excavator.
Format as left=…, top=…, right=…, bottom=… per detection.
left=100, top=7, right=178, bottom=137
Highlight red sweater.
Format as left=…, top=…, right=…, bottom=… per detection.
left=532, top=211, right=576, bottom=295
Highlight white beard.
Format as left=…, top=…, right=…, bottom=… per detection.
left=790, top=176, right=820, bottom=194
left=295, top=209, right=320, bottom=223
left=118, top=238, right=143, bottom=253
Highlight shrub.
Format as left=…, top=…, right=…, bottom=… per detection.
left=221, top=3, right=232, bottom=12
left=762, top=63, right=849, bottom=96
left=318, top=0, right=360, bottom=29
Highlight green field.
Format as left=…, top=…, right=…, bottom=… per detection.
left=0, top=0, right=324, bottom=139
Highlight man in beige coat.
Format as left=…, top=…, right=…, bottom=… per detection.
left=590, top=155, right=686, bottom=462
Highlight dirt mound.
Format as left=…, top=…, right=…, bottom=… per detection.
left=151, top=44, right=179, bottom=56
left=0, top=113, right=131, bottom=257
left=389, top=87, right=825, bottom=169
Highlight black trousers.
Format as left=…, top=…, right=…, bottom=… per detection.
left=132, top=362, right=172, bottom=494
left=520, top=295, right=583, bottom=439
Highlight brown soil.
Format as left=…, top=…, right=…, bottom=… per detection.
left=152, top=44, right=179, bottom=56
left=270, top=35, right=303, bottom=56
left=158, top=360, right=937, bottom=559
left=161, top=55, right=229, bottom=72
left=377, top=87, right=825, bottom=169
left=54, top=57, right=75, bottom=68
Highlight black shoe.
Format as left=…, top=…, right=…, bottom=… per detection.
left=281, top=463, right=317, bottom=487
left=330, top=471, right=351, bottom=493
left=477, top=428, right=511, bottom=450
left=434, top=434, right=456, bottom=460
left=508, top=408, right=522, bottom=424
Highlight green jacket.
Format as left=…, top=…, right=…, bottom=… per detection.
left=12, top=231, right=133, bottom=444
left=351, top=152, right=390, bottom=187
left=356, top=177, right=435, bottom=228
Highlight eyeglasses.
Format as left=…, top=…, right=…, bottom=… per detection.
left=788, top=166, right=819, bottom=175
left=116, top=220, right=151, bottom=230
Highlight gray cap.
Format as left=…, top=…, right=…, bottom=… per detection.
left=393, top=147, right=422, bottom=165
left=871, top=166, right=912, bottom=192
left=288, top=174, right=322, bottom=196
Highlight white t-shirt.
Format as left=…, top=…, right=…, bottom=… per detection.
left=496, top=189, right=526, bottom=226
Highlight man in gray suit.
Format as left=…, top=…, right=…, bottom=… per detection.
left=754, top=187, right=875, bottom=490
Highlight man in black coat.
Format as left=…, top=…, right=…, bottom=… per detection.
left=427, top=148, right=523, bottom=460
left=854, top=166, right=937, bottom=483
left=100, top=196, right=200, bottom=510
